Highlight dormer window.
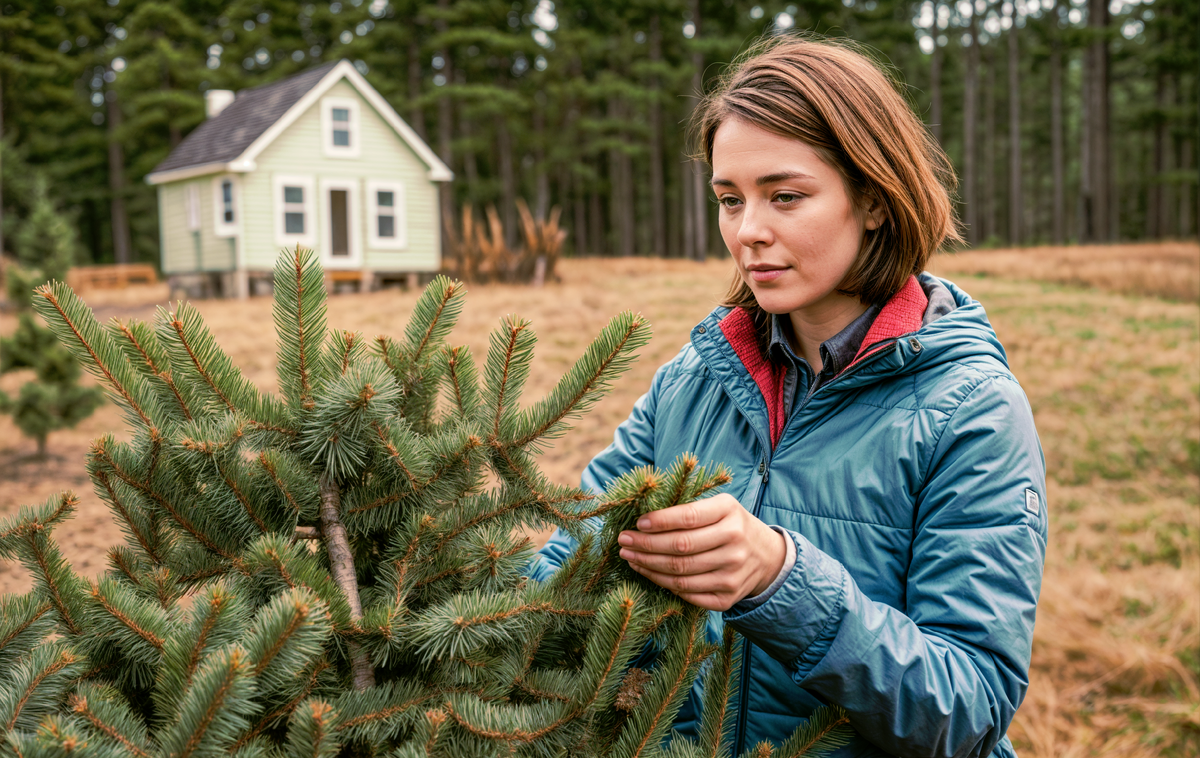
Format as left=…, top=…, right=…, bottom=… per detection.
left=322, top=97, right=360, bottom=158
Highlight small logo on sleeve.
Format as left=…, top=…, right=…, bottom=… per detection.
left=1025, top=489, right=1040, bottom=515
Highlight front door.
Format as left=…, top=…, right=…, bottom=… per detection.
left=330, top=189, right=349, bottom=258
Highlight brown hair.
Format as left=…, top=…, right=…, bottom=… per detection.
left=694, top=36, right=961, bottom=336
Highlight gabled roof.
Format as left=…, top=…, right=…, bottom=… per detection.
left=146, top=60, right=452, bottom=184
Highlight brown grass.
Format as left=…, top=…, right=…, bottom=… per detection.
left=2, top=247, right=1197, bottom=756
left=929, top=241, right=1200, bottom=303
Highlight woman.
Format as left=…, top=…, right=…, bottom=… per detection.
left=531, top=37, right=1046, bottom=758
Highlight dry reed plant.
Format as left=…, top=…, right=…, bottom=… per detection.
left=443, top=200, right=567, bottom=284
left=929, top=242, right=1200, bottom=302
left=1, top=251, right=1197, bottom=756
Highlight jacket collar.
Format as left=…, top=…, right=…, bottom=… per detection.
left=703, top=276, right=929, bottom=449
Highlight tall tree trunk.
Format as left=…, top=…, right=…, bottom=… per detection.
left=1082, top=0, right=1110, bottom=242
left=459, top=88, right=479, bottom=201
left=1158, top=77, right=1176, bottom=239
left=408, top=39, right=426, bottom=140
left=930, top=3, right=943, bottom=145
left=436, top=1, right=455, bottom=250
left=682, top=155, right=695, bottom=261
left=1007, top=4, right=1022, bottom=246
left=106, top=89, right=132, bottom=265
left=496, top=105, right=516, bottom=251
left=589, top=190, right=605, bottom=256
left=963, top=11, right=980, bottom=245
left=688, top=0, right=708, bottom=260
left=573, top=170, right=588, bottom=256
left=1148, top=73, right=1165, bottom=238
left=984, top=37, right=997, bottom=242
left=1179, top=137, right=1193, bottom=237
left=607, top=99, right=635, bottom=257
left=533, top=102, right=548, bottom=220
left=1050, top=0, right=1066, bottom=245
left=0, top=70, right=5, bottom=258
left=648, top=15, right=667, bottom=256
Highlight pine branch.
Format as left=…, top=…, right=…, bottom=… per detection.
left=86, top=577, right=170, bottom=665
left=697, top=627, right=742, bottom=758
left=32, top=281, right=159, bottom=429
left=331, top=679, right=428, bottom=743
left=483, top=315, right=536, bottom=442
left=158, top=645, right=255, bottom=758
left=68, top=683, right=153, bottom=758
left=0, top=594, right=55, bottom=675
left=0, top=497, right=88, bottom=638
left=110, top=318, right=196, bottom=422
left=93, top=470, right=164, bottom=565
left=234, top=659, right=330, bottom=750
left=508, top=312, right=651, bottom=451
left=317, top=472, right=373, bottom=690
left=244, top=589, right=330, bottom=699
left=154, top=583, right=251, bottom=725
left=441, top=345, right=480, bottom=418
left=283, top=699, right=340, bottom=758
left=90, top=438, right=240, bottom=563
left=0, top=643, right=84, bottom=733
left=610, top=605, right=711, bottom=758
left=744, top=706, right=853, bottom=758
left=403, top=277, right=466, bottom=368
left=273, top=246, right=329, bottom=411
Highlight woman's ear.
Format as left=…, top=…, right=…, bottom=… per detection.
left=863, top=197, right=885, bottom=231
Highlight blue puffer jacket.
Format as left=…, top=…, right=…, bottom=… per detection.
left=529, top=274, right=1047, bottom=758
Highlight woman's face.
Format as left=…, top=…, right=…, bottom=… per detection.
left=711, top=118, right=879, bottom=325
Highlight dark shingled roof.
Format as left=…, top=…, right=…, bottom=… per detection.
left=152, top=61, right=340, bottom=175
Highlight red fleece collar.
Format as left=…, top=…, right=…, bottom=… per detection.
left=717, top=275, right=928, bottom=449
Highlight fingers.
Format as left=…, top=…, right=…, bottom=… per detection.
left=624, top=563, right=741, bottom=612
left=618, top=519, right=730, bottom=556
left=619, top=544, right=740, bottom=576
left=632, top=494, right=738, bottom=533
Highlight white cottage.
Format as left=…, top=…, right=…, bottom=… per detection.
left=146, top=60, right=452, bottom=297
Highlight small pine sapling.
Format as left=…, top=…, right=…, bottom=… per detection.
left=0, top=247, right=851, bottom=757
left=0, top=176, right=103, bottom=456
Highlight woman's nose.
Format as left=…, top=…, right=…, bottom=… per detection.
left=735, top=201, right=773, bottom=248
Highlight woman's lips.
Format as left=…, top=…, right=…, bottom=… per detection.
left=748, top=267, right=787, bottom=283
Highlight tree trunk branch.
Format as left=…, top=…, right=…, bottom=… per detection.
left=318, top=471, right=374, bottom=690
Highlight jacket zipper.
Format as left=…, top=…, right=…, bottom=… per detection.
left=730, top=339, right=901, bottom=755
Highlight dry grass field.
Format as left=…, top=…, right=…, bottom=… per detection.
left=1, top=243, right=1197, bottom=756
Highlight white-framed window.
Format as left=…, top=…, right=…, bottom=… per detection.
left=321, top=97, right=361, bottom=158
left=366, top=180, right=406, bottom=249
left=212, top=175, right=238, bottom=237
left=272, top=174, right=316, bottom=248
left=185, top=184, right=201, bottom=231
left=320, top=177, right=362, bottom=267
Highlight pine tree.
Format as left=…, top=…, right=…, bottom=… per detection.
left=0, top=246, right=852, bottom=757
left=0, top=175, right=104, bottom=456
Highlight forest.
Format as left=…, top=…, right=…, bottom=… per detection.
left=0, top=0, right=1196, bottom=265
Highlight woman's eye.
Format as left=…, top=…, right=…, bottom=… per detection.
left=774, top=193, right=800, bottom=203
left=719, top=196, right=742, bottom=209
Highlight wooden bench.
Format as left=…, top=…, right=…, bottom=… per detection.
left=67, top=263, right=159, bottom=290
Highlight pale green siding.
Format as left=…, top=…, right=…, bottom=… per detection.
left=158, top=76, right=442, bottom=276
left=243, top=79, right=441, bottom=272
left=159, top=178, right=239, bottom=274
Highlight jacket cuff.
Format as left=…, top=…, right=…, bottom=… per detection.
left=723, top=529, right=847, bottom=669
left=729, top=526, right=796, bottom=613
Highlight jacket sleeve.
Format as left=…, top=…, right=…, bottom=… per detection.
left=525, top=357, right=669, bottom=584
left=724, top=375, right=1048, bottom=758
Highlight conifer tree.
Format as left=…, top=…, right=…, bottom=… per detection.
left=0, top=246, right=851, bottom=757
left=0, top=175, right=103, bottom=456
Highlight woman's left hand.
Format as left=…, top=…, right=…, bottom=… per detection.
left=617, top=494, right=788, bottom=611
